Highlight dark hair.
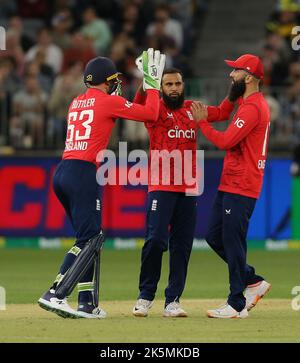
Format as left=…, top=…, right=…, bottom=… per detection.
left=162, top=68, right=184, bottom=82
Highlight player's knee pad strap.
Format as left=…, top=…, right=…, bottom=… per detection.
left=55, top=231, right=105, bottom=300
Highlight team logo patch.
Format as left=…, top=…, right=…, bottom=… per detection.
left=86, top=74, right=93, bottom=82
left=125, top=101, right=133, bottom=108
left=151, top=199, right=158, bottom=211
left=234, top=117, right=245, bottom=128
left=186, top=110, right=194, bottom=120
left=96, top=199, right=101, bottom=211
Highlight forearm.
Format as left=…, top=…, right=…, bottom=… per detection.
left=133, top=84, right=146, bottom=105
left=207, top=98, right=234, bottom=122
left=141, top=90, right=159, bottom=121
left=199, top=121, right=230, bottom=149
left=111, top=90, right=159, bottom=122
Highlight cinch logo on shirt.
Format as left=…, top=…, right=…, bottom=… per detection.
left=168, top=126, right=196, bottom=139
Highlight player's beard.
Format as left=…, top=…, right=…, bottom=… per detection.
left=162, top=91, right=185, bottom=110
left=228, top=78, right=246, bottom=102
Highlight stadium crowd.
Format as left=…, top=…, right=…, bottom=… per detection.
left=0, top=0, right=203, bottom=151
left=0, top=0, right=299, bottom=154
left=262, top=0, right=300, bottom=153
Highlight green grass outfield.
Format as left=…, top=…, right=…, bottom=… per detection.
left=0, top=249, right=299, bottom=342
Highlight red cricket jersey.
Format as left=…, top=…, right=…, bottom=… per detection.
left=134, top=92, right=198, bottom=193
left=62, top=88, right=159, bottom=164
left=199, top=92, right=271, bottom=199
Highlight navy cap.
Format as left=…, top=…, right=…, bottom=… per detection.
left=83, top=56, right=120, bottom=85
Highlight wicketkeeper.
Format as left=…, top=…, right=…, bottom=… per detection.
left=38, top=49, right=165, bottom=319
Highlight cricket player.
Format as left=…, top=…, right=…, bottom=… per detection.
left=132, top=68, right=198, bottom=317
left=191, top=54, right=271, bottom=319
left=38, top=49, right=166, bottom=319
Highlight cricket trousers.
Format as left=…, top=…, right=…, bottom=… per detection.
left=205, top=191, right=264, bottom=312
left=139, top=191, right=197, bottom=304
left=52, top=159, right=102, bottom=302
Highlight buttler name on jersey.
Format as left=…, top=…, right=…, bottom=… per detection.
left=64, top=98, right=96, bottom=152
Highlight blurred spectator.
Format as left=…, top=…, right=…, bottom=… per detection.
left=70, top=0, right=120, bottom=28
left=54, top=0, right=76, bottom=13
left=275, top=0, right=300, bottom=12
left=25, top=28, right=63, bottom=74
left=93, top=0, right=123, bottom=25
left=24, top=60, right=53, bottom=94
left=266, top=2, right=300, bottom=40
left=167, top=0, right=195, bottom=55
left=93, top=0, right=122, bottom=18
left=51, top=9, right=73, bottom=50
left=0, top=57, right=21, bottom=144
left=264, top=32, right=292, bottom=64
left=286, top=61, right=300, bottom=145
left=114, top=2, right=146, bottom=47
left=62, top=31, right=96, bottom=72
left=262, top=86, right=281, bottom=123
left=286, top=61, right=300, bottom=103
left=0, top=56, right=21, bottom=95
left=258, top=0, right=300, bottom=151
left=0, top=0, right=298, bottom=155
left=122, top=118, right=149, bottom=150
left=146, top=4, right=183, bottom=51
left=109, top=34, right=137, bottom=87
left=168, top=0, right=194, bottom=29
left=0, top=0, right=17, bottom=20
left=0, top=29, right=25, bottom=76
left=10, top=75, right=47, bottom=148
left=129, top=0, right=156, bottom=36
left=260, top=44, right=289, bottom=87
left=8, top=15, right=35, bottom=52
left=276, top=61, right=300, bottom=148
left=146, top=19, right=188, bottom=74
left=80, top=7, right=112, bottom=55
left=48, top=61, right=85, bottom=148
left=262, top=86, right=281, bottom=149
left=146, top=17, right=177, bottom=52
left=18, top=0, right=52, bottom=19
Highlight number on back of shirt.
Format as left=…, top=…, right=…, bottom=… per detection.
left=66, top=110, right=94, bottom=142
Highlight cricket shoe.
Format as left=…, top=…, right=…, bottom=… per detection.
left=76, top=302, right=107, bottom=319
left=163, top=302, right=188, bottom=317
left=132, top=298, right=153, bottom=317
left=245, top=280, right=272, bottom=311
left=38, top=289, right=79, bottom=319
left=207, top=303, right=248, bottom=319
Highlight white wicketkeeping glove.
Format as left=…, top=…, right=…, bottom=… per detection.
left=135, top=48, right=166, bottom=91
